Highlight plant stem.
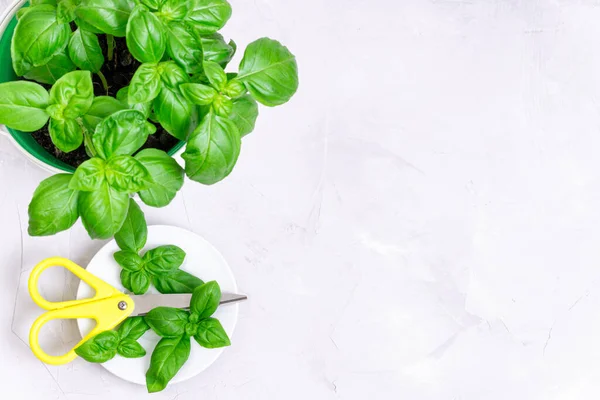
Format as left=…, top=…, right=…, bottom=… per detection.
left=97, top=71, right=109, bottom=95
left=78, top=119, right=97, bottom=158
left=107, top=34, right=115, bottom=61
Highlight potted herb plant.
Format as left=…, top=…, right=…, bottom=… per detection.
left=0, top=0, right=299, bottom=239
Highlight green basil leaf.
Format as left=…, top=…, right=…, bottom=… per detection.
left=121, top=269, right=133, bottom=291
left=69, top=157, right=106, bottom=191
left=130, top=270, right=151, bottom=294
left=68, top=29, right=104, bottom=73
left=135, top=149, right=184, bottom=208
left=146, top=336, right=191, bottom=393
left=82, top=96, right=128, bottom=132
left=201, top=33, right=235, bottom=68
left=28, top=174, right=79, bottom=236
left=75, top=0, right=136, bottom=37
left=117, top=338, right=146, bottom=358
left=94, top=331, right=120, bottom=350
left=229, top=95, right=258, bottom=137
left=153, top=270, right=204, bottom=294
left=117, top=316, right=150, bottom=340
left=116, top=86, right=153, bottom=117
left=143, top=245, right=186, bottom=276
left=49, top=118, right=84, bottom=153
left=93, top=110, right=157, bottom=159
left=237, top=38, right=299, bottom=107
left=184, top=322, right=198, bottom=337
left=185, top=0, right=231, bottom=35
left=75, top=331, right=119, bottom=363
left=159, top=0, right=188, bottom=21
left=180, top=83, right=217, bottom=105
left=159, top=60, right=189, bottom=87
left=115, top=198, right=147, bottom=252
left=212, top=94, right=232, bottom=117
left=105, top=155, right=152, bottom=193
left=139, top=0, right=164, bottom=10
left=49, top=71, right=94, bottom=119
left=154, top=87, right=196, bottom=140
left=182, top=111, right=241, bottom=185
left=223, top=79, right=246, bottom=99
left=203, top=61, right=227, bottom=91
left=57, top=0, right=81, bottom=23
left=23, top=48, right=76, bottom=85
left=11, top=5, right=70, bottom=76
left=114, top=250, right=144, bottom=272
left=75, top=342, right=117, bottom=363
left=0, top=81, right=49, bottom=131
left=190, top=281, right=220, bottom=319
left=129, top=63, right=162, bottom=104
left=79, top=182, right=129, bottom=239
left=165, top=21, right=203, bottom=74
left=145, top=307, right=189, bottom=337
left=194, top=317, right=230, bottom=348
left=127, top=5, right=167, bottom=63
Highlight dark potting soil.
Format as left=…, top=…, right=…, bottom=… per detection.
left=26, top=34, right=179, bottom=168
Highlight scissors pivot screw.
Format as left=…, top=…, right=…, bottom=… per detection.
left=118, top=301, right=128, bottom=311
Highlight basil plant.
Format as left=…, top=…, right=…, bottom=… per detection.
left=0, top=0, right=299, bottom=239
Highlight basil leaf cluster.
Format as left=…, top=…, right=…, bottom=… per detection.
left=113, top=200, right=204, bottom=294
left=1, top=0, right=300, bottom=241
left=75, top=316, right=150, bottom=363
left=145, top=281, right=230, bottom=392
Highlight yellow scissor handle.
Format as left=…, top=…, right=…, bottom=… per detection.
left=28, top=257, right=135, bottom=365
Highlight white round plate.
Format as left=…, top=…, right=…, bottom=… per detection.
left=76, top=225, right=240, bottom=386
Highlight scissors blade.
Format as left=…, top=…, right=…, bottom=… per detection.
left=129, top=293, right=247, bottom=316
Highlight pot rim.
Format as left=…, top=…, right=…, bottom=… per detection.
left=0, top=0, right=186, bottom=175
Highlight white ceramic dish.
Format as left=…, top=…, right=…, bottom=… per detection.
left=76, top=225, right=240, bottom=387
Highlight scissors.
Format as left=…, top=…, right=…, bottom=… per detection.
left=28, top=257, right=247, bottom=366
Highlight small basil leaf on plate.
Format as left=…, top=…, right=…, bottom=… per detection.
left=237, top=38, right=299, bottom=107
left=68, top=28, right=104, bottom=73
left=145, top=307, right=189, bottom=337
left=159, top=0, right=188, bottom=20
left=134, top=149, right=184, bottom=208
left=115, top=198, right=147, bottom=252
left=0, top=81, right=50, bottom=131
left=153, top=270, right=204, bottom=294
left=56, top=0, right=80, bottom=23
left=212, top=94, right=232, bottom=117
left=114, top=250, right=144, bottom=272
left=190, top=281, right=221, bottom=319
left=75, top=339, right=117, bottom=363
left=223, top=79, right=246, bottom=99
left=229, top=95, right=258, bottom=137
left=69, top=157, right=106, bottom=191
left=130, top=270, right=151, bottom=295
left=92, top=110, right=157, bottom=159
left=118, top=317, right=150, bottom=340
left=143, top=245, right=186, bottom=276
left=28, top=174, right=79, bottom=236
left=105, top=155, right=153, bottom=193
left=78, top=182, right=129, bottom=239
left=117, top=338, right=146, bottom=358
left=126, top=5, right=166, bottom=63
left=194, top=317, right=230, bottom=348
left=146, top=335, right=191, bottom=393
left=94, top=331, right=120, bottom=350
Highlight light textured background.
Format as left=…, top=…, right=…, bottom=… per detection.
left=1, top=0, right=599, bottom=398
